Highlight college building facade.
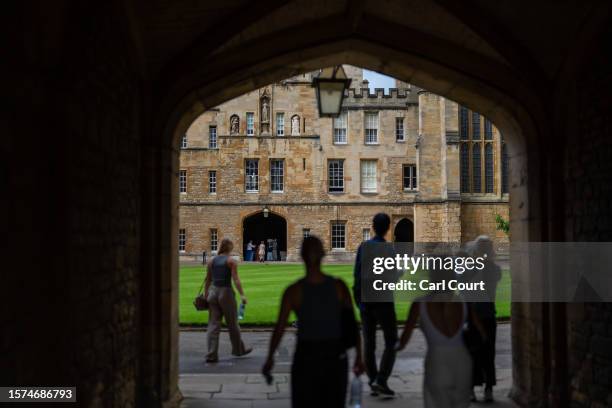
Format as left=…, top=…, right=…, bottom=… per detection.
left=179, top=66, right=509, bottom=262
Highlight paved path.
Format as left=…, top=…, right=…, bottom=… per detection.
left=179, top=323, right=516, bottom=407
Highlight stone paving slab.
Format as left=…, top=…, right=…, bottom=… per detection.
left=180, top=324, right=517, bottom=407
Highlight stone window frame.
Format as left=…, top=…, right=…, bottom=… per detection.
left=210, top=228, right=218, bottom=253
left=208, top=170, right=217, bottom=194
left=360, top=159, right=378, bottom=194
left=333, top=110, right=348, bottom=144
left=209, top=125, right=218, bottom=149
left=459, top=107, right=496, bottom=194
left=327, top=159, right=345, bottom=193
left=246, top=112, right=255, bottom=136
left=178, top=228, right=186, bottom=252
left=245, top=159, right=259, bottom=192
left=362, top=228, right=371, bottom=242
left=270, top=159, right=284, bottom=193
left=179, top=169, right=187, bottom=193
left=395, top=117, right=405, bottom=142
left=276, top=112, right=285, bottom=136
left=330, top=220, right=346, bottom=250
left=402, top=164, right=417, bottom=191
left=364, top=111, right=379, bottom=145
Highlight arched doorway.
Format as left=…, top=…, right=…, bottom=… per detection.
left=242, top=211, right=287, bottom=261
left=394, top=218, right=414, bottom=242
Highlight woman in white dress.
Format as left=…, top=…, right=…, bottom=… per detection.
left=397, top=284, right=486, bottom=407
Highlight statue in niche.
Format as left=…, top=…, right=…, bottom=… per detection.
left=229, top=114, right=239, bottom=135
left=291, top=115, right=300, bottom=136
left=261, top=98, right=270, bottom=123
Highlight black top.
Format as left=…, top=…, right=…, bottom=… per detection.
left=296, top=276, right=342, bottom=341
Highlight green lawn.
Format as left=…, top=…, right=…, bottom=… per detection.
left=180, top=263, right=511, bottom=325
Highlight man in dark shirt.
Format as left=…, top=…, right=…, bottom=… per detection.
left=353, top=213, right=397, bottom=397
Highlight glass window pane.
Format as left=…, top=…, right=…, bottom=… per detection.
left=271, top=159, right=284, bottom=192
left=246, top=113, right=254, bottom=136
left=460, top=106, right=469, bottom=140
left=179, top=170, right=187, bottom=193
left=403, top=164, right=417, bottom=190
left=485, top=143, right=494, bottom=193
left=472, top=112, right=481, bottom=139
left=365, top=112, right=378, bottom=144
left=472, top=142, right=481, bottom=192
left=484, top=119, right=493, bottom=140
left=245, top=159, right=259, bottom=191
left=210, top=229, right=218, bottom=252
left=461, top=144, right=470, bottom=192
left=395, top=117, right=405, bottom=141
left=328, top=160, right=344, bottom=192
left=209, top=126, right=217, bottom=149
left=331, top=222, right=346, bottom=249
left=333, top=111, right=347, bottom=144
left=179, top=228, right=186, bottom=252
left=276, top=113, right=284, bottom=136
left=209, top=170, right=216, bottom=193
left=361, top=160, right=377, bottom=193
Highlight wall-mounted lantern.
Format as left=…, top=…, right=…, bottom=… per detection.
left=312, top=66, right=352, bottom=117
left=263, top=206, right=270, bottom=218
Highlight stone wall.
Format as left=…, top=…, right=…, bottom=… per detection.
left=179, top=80, right=509, bottom=261
left=3, top=2, right=143, bottom=407
left=564, top=24, right=612, bottom=407
left=180, top=204, right=416, bottom=261
left=461, top=203, right=510, bottom=243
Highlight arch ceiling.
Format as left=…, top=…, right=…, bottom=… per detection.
left=134, top=0, right=607, bottom=145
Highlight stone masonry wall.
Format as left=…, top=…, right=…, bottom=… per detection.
left=179, top=76, right=509, bottom=263
left=461, top=203, right=510, bottom=243
left=180, top=204, right=416, bottom=262
left=2, top=3, right=143, bottom=407
left=565, top=25, right=612, bottom=407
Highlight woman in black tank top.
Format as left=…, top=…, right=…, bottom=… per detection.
left=262, top=236, right=364, bottom=408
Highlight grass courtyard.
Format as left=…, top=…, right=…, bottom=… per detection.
left=180, top=263, right=511, bottom=325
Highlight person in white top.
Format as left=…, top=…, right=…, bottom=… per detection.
left=396, top=266, right=486, bottom=408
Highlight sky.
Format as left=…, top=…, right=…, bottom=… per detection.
left=363, top=69, right=396, bottom=90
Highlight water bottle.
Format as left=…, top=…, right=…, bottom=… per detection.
left=238, top=302, right=246, bottom=320
left=349, top=376, right=362, bottom=408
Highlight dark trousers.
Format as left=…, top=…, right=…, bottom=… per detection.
left=360, top=303, right=398, bottom=386
left=291, top=341, right=347, bottom=408
left=472, top=317, right=497, bottom=388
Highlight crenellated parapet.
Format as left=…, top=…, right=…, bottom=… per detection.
left=343, top=87, right=419, bottom=108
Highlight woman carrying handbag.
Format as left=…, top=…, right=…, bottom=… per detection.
left=201, top=238, right=252, bottom=363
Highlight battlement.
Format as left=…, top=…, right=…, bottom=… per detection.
left=343, top=87, right=419, bottom=106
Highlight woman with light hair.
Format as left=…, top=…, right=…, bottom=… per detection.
left=203, top=238, right=252, bottom=362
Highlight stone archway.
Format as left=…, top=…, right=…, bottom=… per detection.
left=242, top=211, right=287, bottom=261
left=394, top=218, right=414, bottom=242
left=162, top=53, right=534, bottom=406
left=9, top=1, right=612, bottom=407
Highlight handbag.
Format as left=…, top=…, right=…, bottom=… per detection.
left=193, top=281, right=209, bottom=311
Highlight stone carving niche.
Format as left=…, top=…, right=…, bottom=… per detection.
left=229, top=114, right=239, bottom=135
left=260, top=90, right=271, bottom=134
left=291, top=115, right=300, bottom=136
